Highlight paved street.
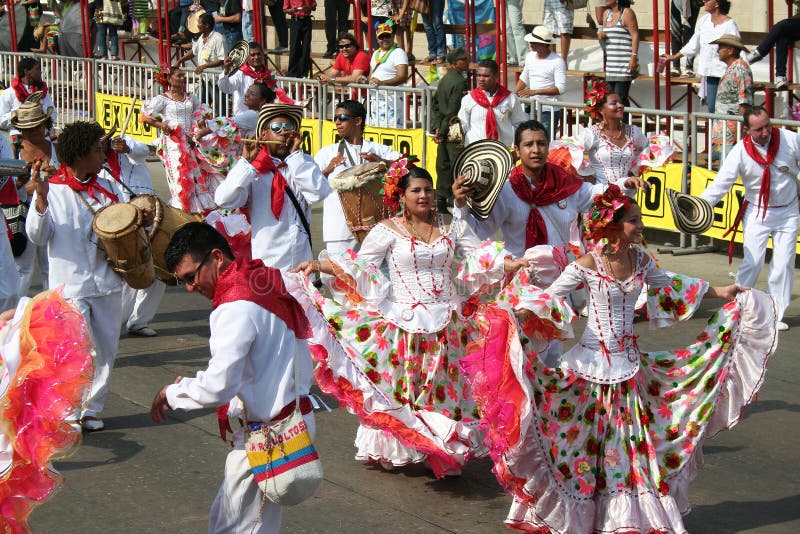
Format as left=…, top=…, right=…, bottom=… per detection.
left=25, top=162, right=800, bottom=533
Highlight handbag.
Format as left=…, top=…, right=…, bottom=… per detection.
left=244, top=350, right=323, bottom=506
left=2, top=203, right=28, bottom=257
left=446, top=116, right=464, bottom=144
left=412, top=0, right=431, bottom=16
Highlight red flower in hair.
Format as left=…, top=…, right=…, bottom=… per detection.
left=584, top=184, right=631, bottom=242
left=585, top=78, right=610, bottom=121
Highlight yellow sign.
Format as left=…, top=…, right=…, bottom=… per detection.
left=299, top=118, right=320, bottom=156
left=95, top=93, right=157, bottom=143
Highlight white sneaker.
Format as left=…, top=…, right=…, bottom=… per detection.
left=747, top=50, right=763, bottom=64
left=777, top=321, right=789, bottom=331
left=81, top=417, right=105, bottom=431
left=775, top=76, right=788, bottom=89
left=128, top=326, right=157, bottom=337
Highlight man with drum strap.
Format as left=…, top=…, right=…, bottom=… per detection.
left=102, top=135, right=166, bottom=338
left=215, top=104, right=330, bottom=269
left=315, top=99, right=401, bottom=254
left=699, top=106, right=800, bottom=332
left=25, top=121, right=125, bottom=432
left=0, top=57, right=58, bottom=142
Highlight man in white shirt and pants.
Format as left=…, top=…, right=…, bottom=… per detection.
left=700, top=106, right=800, bottom=330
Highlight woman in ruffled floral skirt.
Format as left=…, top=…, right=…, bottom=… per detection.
left=461, top=185, right=776, bottom=533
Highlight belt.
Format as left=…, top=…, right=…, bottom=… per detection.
left=245, top=396, right=313, bottom=427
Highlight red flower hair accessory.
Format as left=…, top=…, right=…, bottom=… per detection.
left=154, top=65, right=173, bottom=89
left=584, top=184, right=631, bottom=243
left=382, top=157, right=409, bottom=214
left=585, top=78, right=610, bottom=121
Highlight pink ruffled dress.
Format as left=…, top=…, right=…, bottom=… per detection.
left=0, top=291, right=93, bottom=532
left=289, top=216, right=515, bottom=477
left=461, top=246, right=776, bottom=533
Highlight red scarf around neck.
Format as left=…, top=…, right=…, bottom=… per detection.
left=469, top=86, right=511, bottom=141
left=508, top=163, right=583, bottom=249
left=239, top=63, right=270, bottom=82
left=251, top=147, right=290, bottom=219
left=11, top=76, right=48, bottom=102
left=50, top=166, right=119, bottom=204
left=742, top=128, right=780, bottom=220
left=105, top=147, right=121, bottom=180
left=0, top=176, right=20, bottom=205
left=212, top=257, right=311, bottom=339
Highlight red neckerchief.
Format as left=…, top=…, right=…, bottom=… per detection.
left=11, top=76, right=48, bottom=102
left=508, top=163, right=583, bottom=249
left=105, top=146, right=121, bottom=180
left=742, top=128, right=780, bottom=221
left=469, top=86, right=511, bottom=140
left=239, top=63, right=271, bottom=83
left=251, top=147, right=289, bottom=219
left=50, top=166, right=119, bottom=203
left=0, top=176, right=20, bottom=205
left=212, top=257, right=311, bottom=339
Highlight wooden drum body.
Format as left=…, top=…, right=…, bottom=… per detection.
left=330, top=162, right=387, bottom=243
left=92, top=203, right=155, bottom=289
left=130, top=195, right=203, bottom=285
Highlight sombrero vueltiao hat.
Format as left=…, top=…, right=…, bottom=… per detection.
left=256, top=104, right=304, bottom=137
left=227, top=40, right=250, bottom=72
left=666, top=189, right=714, bottom=234
left=186, top=8, right=207, bottom=34
left=452, top=139, right=513, bottom=220
left=9, top=91, right=53, bottom=130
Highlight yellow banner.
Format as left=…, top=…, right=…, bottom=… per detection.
left=95, top=93, right=157, bottom=143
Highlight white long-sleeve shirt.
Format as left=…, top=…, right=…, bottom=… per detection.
left=679, top=14, right=740, bottom=78
left=0, top=86, right=58, bottom=135
left=215, top=151, right=331, bottom=269
left=217, top=70, right=253, bottom=115
left=166, top=298, right=313, bottom=422
left=701, top=129, right=800, bottom=209
left=519, top=51, right=567, bottom=113
left=458, top=89, right=528, bottom=147
left=101, top=137, right=154, bottom=200
left=25, top=177, right=125, bottom=299
left=314, top=139, right=402, bottom=243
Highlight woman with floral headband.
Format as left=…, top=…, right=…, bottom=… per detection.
left=460, top=184, right=776, bottom=532
left=290, top=163, right=529, bottom=477
left=141, top=66, right=225, bottom=214
left=577, top=80, right=652, bottom=186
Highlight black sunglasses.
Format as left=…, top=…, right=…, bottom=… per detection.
left=176, top=251, right=211, bottom=286
left=338, top=43, right=355, bottom=49
left=333, top=114, right=352, bottom=122
left=377, top=34, right=394, bottom=40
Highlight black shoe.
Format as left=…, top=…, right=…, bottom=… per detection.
left=323, top=50, right=336, bottom=59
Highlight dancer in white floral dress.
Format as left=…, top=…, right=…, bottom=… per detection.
left=291, top=165, right=529, bottom=477
left=461, top=184, right=777, bottom=532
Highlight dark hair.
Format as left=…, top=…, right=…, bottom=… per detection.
left=55, top=121, right=105, bottom=166
left=249, top=41, right=263, bottom=52
left=335, top=99, right=367, bottom=125
left=337, top=32, right=360, bottom=51
left=399, top=166, right=433, bottom=190
left=717, top=0, right=731, bottom=15
left=251, top=82, right=276, bottom=104
left=514, top=120, right=548, bottom=146
left=199, top=12, right=215, bottom=27
left=476, top=59, right=499, bottom=75
left=17, top=57, right=40, bottom=79
left=743, top=105, right=769, bottom=127
left=612, top=196, right=639, bottom=224
left=617, top=0, right=632, bottom=8
left=164, top=222, right=234, bottom=273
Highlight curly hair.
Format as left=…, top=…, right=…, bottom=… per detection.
left=55, top=121, right=106, bottom=166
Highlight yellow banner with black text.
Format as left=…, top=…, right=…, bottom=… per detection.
left=95, top=93, right=158, bottom=143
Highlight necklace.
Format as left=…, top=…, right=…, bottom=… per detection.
left=404, top=211, right=435, bottom=243
left=602, top=248, right=637, bottom=295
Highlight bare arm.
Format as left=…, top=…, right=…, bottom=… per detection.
left=624, top=9, right=640, bottom=73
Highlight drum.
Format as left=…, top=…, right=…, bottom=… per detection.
left=329, top=162, right=387, bottom=243
left=92, top=203, right=155, bottom=289
left=130, top=195, right=203, bottom=285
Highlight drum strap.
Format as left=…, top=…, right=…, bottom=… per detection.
left=284, top=186, right=312, bottom=248
left=338, top=140, right=358, bottom=167
left=74, top=190, right=99, bottom=215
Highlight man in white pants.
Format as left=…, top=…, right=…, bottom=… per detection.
left=315, top=99, right=401, bottom=254
left=26, top=121, right=125, bottom=431
left=151, top=222, right=314, bottom=534
left=102, top=135, right=166, bottom=337
left=700, top=106, right=800, bottom=331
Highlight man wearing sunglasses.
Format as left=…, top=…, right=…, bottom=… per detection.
left=316, top=33, right=370, bottom=85
left=315, top=99, right=401, bottom=254
left=152, top=222, right=315, bottom=534
left=215, top=103, right=330, bottom=270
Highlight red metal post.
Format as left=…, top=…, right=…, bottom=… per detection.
left=768, top=0, right=774, bottom=85
left=496, top=0, right=507, bottom=82
left=464, top=0, right=472, bottom=65
left=253, top=0, right=263, bottom=45
left=652, top=0, right=660, bottom=110
left=6, top=0, right=18, bottom=52
left=353, top=0, right=363, bottom=50
left=80, top=0, right=92, bottom=58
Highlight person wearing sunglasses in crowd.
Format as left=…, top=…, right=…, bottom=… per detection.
left=368, top=22, right=409, bottom=127
left=214, top=104, right=330, bottom=270
left=315, top=100, right=401, bottom=255
left=316, top=33, right=371, bottom=86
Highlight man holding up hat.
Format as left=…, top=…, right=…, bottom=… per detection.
left=710, top=34, right=753, bottom=153
left=700, top=105, right=800, bottom=331
left=215, top=104, right=330, bottom=269
left=430, top=47, right=468, bottom=213
left=515, top=26, right=566, bottom=142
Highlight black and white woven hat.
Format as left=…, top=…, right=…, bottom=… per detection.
left=666, top=189, right=714, bottom=234
left=256, top=104, right=304, bottom=137
left=453, top=139, right=513, bottom=220
left=227, top=40, right=250, bottom=72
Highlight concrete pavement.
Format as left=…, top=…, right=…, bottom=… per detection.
left=24, top=162, right=800, bottom=533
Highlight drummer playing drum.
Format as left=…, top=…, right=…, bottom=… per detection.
left=314, top=99, right=401, bottom=254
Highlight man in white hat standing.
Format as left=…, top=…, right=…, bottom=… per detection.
left=700, top=105, right=800, bottom=331
left=215, top=104, right=330, bottom=269
left=710, top=34, right=753, bottom=156
left=515, top=26, right=566, bottom=142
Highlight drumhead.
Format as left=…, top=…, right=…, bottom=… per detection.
left=93, top=203, right=140, bottom=237
left=330, top=162, right=385, bottom=191
left=130, top=195, right=162, bottom=229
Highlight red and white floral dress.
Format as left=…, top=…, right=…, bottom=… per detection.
left=290, top=216, right=516, bottom=477
left=461, top=246, right=776, bottom=533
